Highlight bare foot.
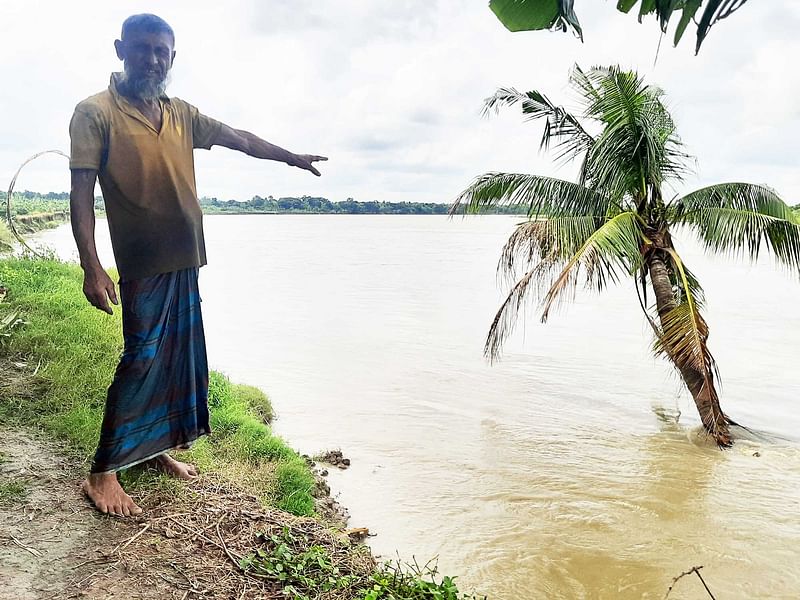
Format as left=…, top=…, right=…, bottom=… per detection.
left=82, top=473, right=142, bottom=517
left=151, top=454, right=198, bottom=480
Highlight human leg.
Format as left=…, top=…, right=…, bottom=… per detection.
left=86, top=269, right=210, bottom=514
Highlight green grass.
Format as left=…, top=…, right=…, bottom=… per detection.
left=231, top=383, right=274, bottom=423
left=0, top=257, right=315, bottom=516
left=0, top=222, right=14, bottom=253
left=0, top=479, right=28, bottom=505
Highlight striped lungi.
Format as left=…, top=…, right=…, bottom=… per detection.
left=91, top=267, right=211, bottom=473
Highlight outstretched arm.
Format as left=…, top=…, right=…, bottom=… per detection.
left=70, top=169, right=118, bottom=314
left=212, top=124, right=327, bottom=176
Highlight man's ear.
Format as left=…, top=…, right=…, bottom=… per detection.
left=170, top=50, right=177, bottom=68
left=114, top=39, right=125, bottom=61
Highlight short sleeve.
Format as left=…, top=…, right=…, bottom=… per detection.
left=188, top=103, right=223, bottom=150
left=69, top=103, right=106, bottom=170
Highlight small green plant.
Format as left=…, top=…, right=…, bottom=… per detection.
left=365, top=559, right=485, bottom=600
left=240, top=527, right=357, bottom=597
left=240, top=526, right=485, bottom=600
left=0, top=286, right=26, bottom=344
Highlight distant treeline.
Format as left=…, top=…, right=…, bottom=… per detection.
left=0, top=191, right=102, bottom=215
left=1, top=191, right=525, bottom=216
left=200, top=195, right=526, bottom=215
left=4, top=191, right=799, bottom=218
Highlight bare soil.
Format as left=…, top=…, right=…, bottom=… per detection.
left=0, top=429, right=140, bottom=599
left=0, top=429, right=372, bottom=600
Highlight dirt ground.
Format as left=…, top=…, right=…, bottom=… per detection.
left=0, top=428, right=371, bottom=600
left=0, top=429, right=145, bottom=599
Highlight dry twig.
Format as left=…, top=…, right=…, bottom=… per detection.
left=109, top=522, right=151, bottom=555
left=665, top=565, right=717, bottom=599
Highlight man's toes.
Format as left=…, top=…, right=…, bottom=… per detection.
left=187, top=465, right=198, bottom=476
left=130, top=503, right=143, bottom=516
left=121, top=504, right=131, bottom=517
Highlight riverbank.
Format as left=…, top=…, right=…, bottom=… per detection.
left=0, top=211, right=70, bottom=254
left=13, top=211, right=69, bottom=233
left=0, top=257, right=485, bottom=599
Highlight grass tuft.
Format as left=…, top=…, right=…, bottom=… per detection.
left=0, top=479, right=28, bottom=505
left=232, top=383, right=274, bottom=424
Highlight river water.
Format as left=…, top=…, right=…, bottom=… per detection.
left=35, top=216, right=800, bottom=599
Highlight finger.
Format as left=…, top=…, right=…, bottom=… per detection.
left=308, top=165, right=321, bottom=176
left=311, top=156, right=328, bottom=162
left=108, top=284, right=119, bottom=305
left=91, top=294, right=113, bottom=314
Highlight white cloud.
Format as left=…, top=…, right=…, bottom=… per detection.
left=0, top=1, right=797, bottom=204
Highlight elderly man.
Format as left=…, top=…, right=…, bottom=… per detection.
left=70, top=14, right=326, bottom=516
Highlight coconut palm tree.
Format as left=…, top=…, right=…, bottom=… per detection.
left=452, top=65, right=800, bottom=446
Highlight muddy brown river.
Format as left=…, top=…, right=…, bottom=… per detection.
left=37, top=216, right=800, bottom=598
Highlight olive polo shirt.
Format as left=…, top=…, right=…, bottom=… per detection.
left=69, top=73, right=222, bottom=281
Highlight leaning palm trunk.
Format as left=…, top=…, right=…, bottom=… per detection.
left=646, top=247, right=731, bottom=446
left=454, top=65, right=800, bottom=447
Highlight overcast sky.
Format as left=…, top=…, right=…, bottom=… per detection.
left=0, top=1, right=797, bottom=204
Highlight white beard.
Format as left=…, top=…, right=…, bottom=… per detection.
left=119, top=70, right=171, bottom=100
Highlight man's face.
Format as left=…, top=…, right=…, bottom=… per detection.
left=114, top=30, right=175, bottom=100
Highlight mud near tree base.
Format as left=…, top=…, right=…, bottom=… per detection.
left=0, top=429, right=142, bottom=600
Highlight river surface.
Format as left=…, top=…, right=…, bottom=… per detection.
left=35, top=216, right=800, bottom=599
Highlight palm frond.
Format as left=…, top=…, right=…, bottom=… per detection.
left=568, top=64, right=602, bottom=104
left=482, top=86, right=595, bottom=165
left=484, top=265, right=544, bottom=361
left=580, top=67, right=692, bottom=200
left=673, top=183, right=800, bottom=270
left=450, top=172, right=617, bottom=218
left=485, top=211, right=647, bottom=359
left=498, top=215, right=605, bottom=283
left=539, top=211, right=648, bottom=320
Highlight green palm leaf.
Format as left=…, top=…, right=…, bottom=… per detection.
left=483, top=86, right=595, bottom=166
left=540, top=211, right=648, bottom=319
left=582, top=67, right=690, bottom=198
left=498, top=215, right=606, bottom=282
left=673, top=183, right=800, bottom=270
left=486, top=211, right=647, bottom=359
left=451, top=172, right=617, bottom=218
